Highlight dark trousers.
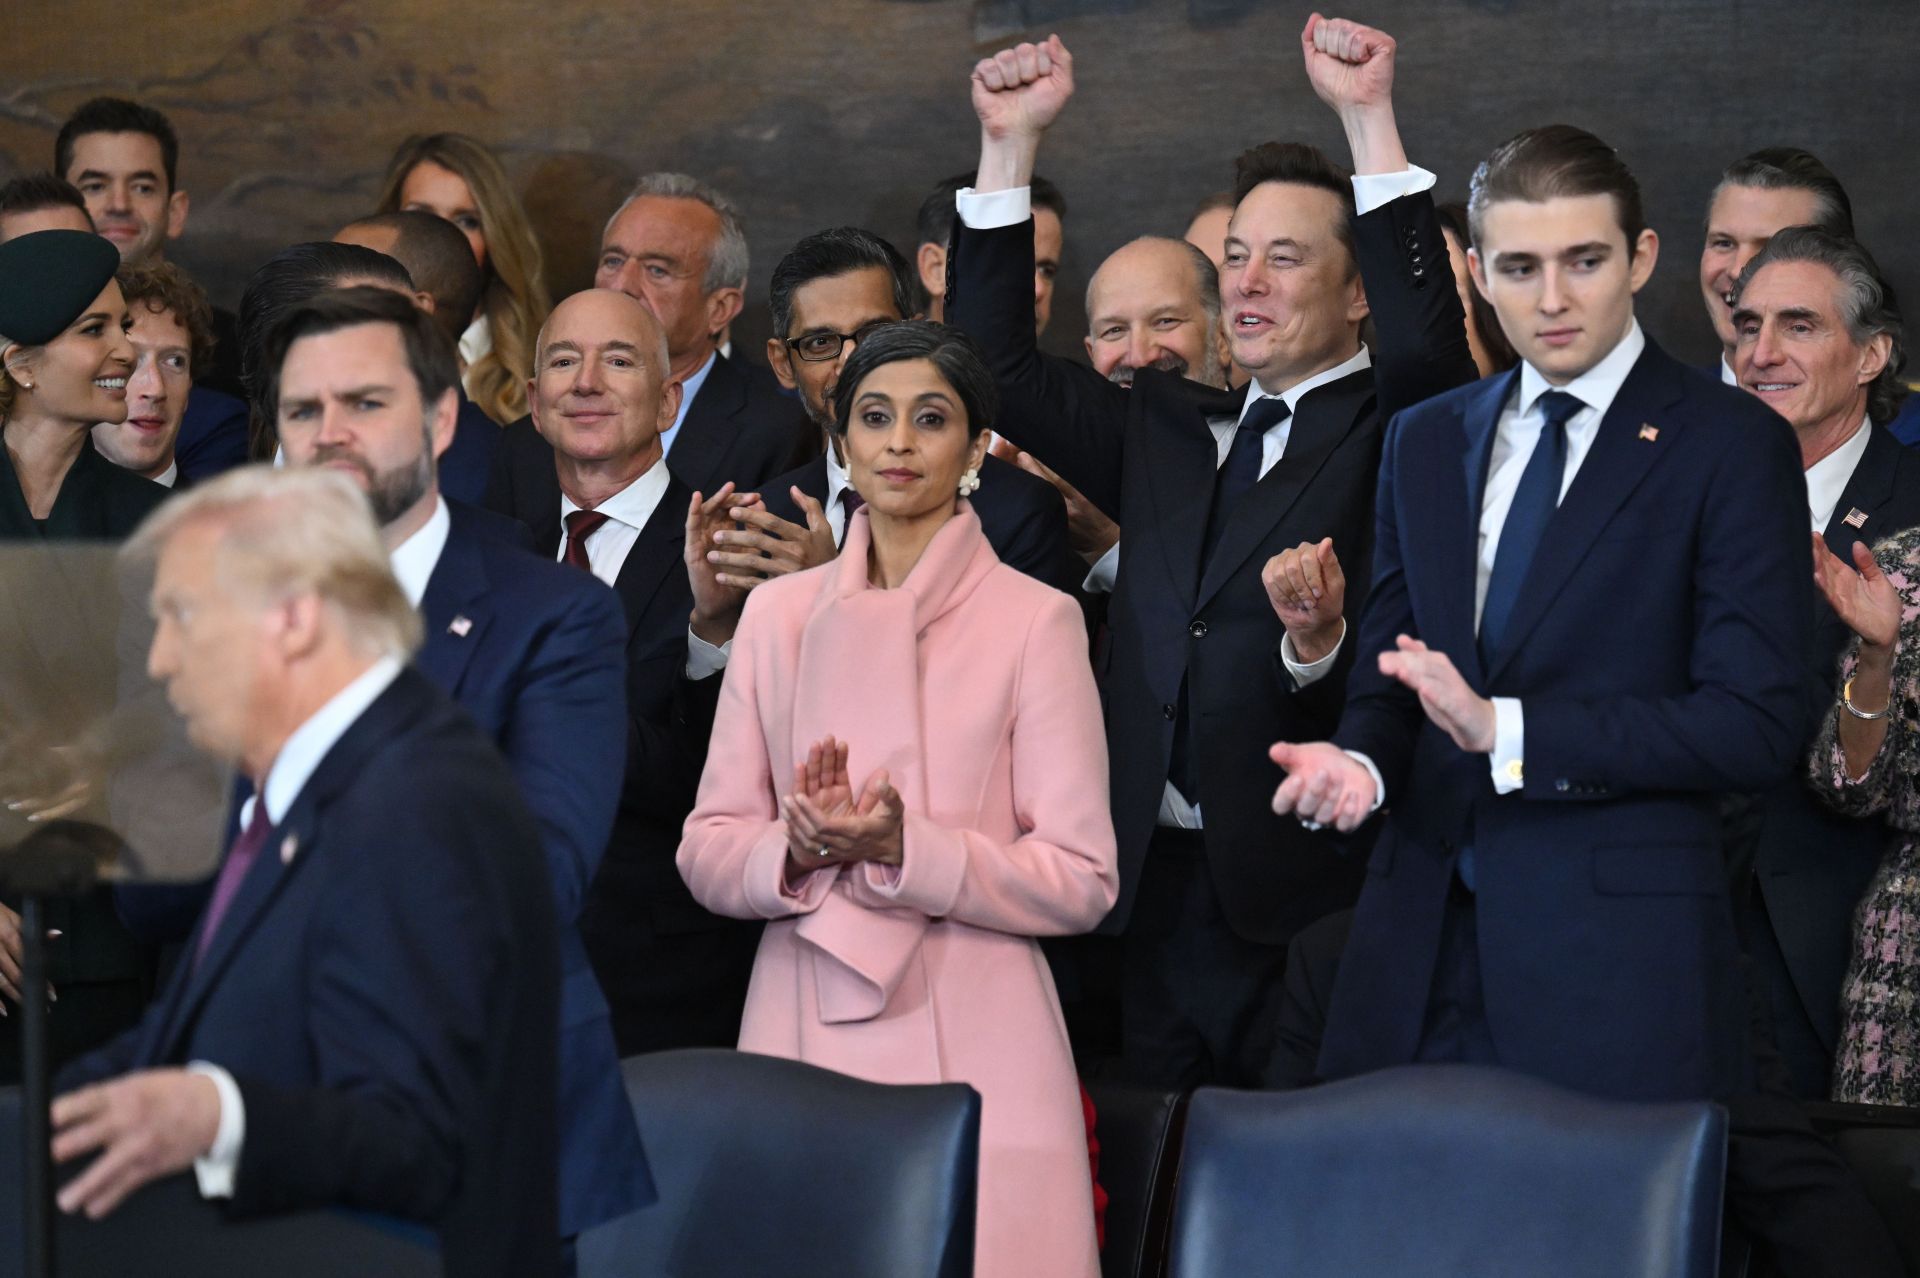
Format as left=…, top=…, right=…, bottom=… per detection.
left=1119, top=827, right=1291, bottom=1090
left=1411, top=874, right=1499, bottom=1067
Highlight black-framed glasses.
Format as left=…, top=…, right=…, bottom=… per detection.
left=784, top=321, right=892, bottom=363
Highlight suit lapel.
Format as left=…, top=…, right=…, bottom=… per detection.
left=1143, top=375, right=1239, bottom=608
left=614, top=472, right=691, bottom=626
left=1822, top=425, right=1897, bottom=556
left=1450, top=370, right=1522, bottom=686
left=415, top=526, right=493, bottom=697
left=1484, top=347, right=1685, bottom=683
left=665, top=354, right=745, bottom=495
left=1195, top=369, right=1373, bottom=608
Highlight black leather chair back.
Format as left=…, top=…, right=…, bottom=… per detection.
left=577, top=1049, right=979, bottom=1278
left=1085, top=1081, right=1187, bottom=1278
left=1167, top=1064, right=1725, bottom=1278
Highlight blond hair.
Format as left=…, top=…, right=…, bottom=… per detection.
left=377, top=133, right=551, bottom=424
left=125, top=465, right=422, bottom=659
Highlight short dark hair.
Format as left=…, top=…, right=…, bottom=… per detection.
left=1189, top=189, right=1236, bottom=222
left=238, top=242, right=417, bottom=455
left=769, top=227, right=914, bottom=338
left=1710, top=147, right=1854, bottom=240
left=1468, top=125, right=1646, bottom=256
left=829, top=321, right=998, bottom=440
left=1230, top=142, right=1358, bottom=273
left=55, top=97, right=180, bottom=191
left=0, top=172, right=90, bottom=224
left=259, top=286, right=460, bottom=434
left=339, top=211, right=483, bottom=346
left=1734, top=226, right=1908, bottom=426
left=915, top=170, right=1067, bottom=251
left=1434, top=201, right=1519, bottom=374
left=116, top=260, right=216, bottom=379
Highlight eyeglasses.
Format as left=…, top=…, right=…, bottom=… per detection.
left=784, top=321, right=892, bottom=363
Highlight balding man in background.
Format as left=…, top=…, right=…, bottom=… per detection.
left=56, top=466, right=561, bottom=1276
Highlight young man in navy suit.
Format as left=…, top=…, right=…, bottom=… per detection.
left=1269, top=123, right=1813, bottom=1100
left=55, top=467, right=560, bottom=1277
left=262, top=287, right=652, bottom=1244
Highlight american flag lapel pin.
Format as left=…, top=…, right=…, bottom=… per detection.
left=1844, top=507, right=1870, bottom=529
left=448, top=614, right=473, bottom=637
left=280, top=833, right=299, bottom=865
left=1638, top=423, right=1659, bottom=442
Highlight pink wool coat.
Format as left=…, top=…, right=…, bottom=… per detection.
left=679, top=505, right=1118, bottom=1278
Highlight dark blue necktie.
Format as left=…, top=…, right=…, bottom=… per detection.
left=1200, top=396, right=1290, bottom=565
left=1478, top=389, right=1583, bottom=666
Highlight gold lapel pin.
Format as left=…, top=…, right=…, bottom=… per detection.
left=1638, top=423, right=1659, bottom=442
left=448, top=615, right=473, bottom=637
left=1844, top=508, right=1869, bottom=529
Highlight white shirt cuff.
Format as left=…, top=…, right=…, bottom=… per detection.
left=685, top=628, right=732, bottom=680
left=186, top=1061, right=244, bottom=1200
left=1083, top=540, right=1120, bottom=594
left=1350, top=165, right=1437, bottom=217
left=956, top=186, right=1031, bottom=230
left=1489, top=696, right=1525, bottom=793
left=1343, top=750, right=1386, bottom=813
left=1280, top=619, right=1346, bottom=688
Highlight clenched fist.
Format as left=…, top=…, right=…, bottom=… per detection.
left=971, top=35, right=1075, bottom=143
left=1263, top=537, right=1346, bottom=663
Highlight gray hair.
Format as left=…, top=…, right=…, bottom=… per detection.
left=1733, top=225, right=1909, bottom=426
left=125, top=465, right=423, bottom=660
left=605, top=172, right=749, bottom=294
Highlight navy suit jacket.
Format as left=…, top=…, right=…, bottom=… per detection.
left=416, top=501, right=653, bottom=1234
left=437, top=391, right=500, bottom=507
left=1325, top=339, right=1815, bottom=1102
left=760, top=450, right=1081, bottom=595
left=174, top=386, right=250, bottom=484
left=65, top=668, right=561, bottom=1277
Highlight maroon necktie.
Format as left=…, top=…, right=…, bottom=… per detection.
left=839, top=488, right=865, bottom=519
left=193, top=800, right=272, bottom=970
left=563, top=509, right=611, bottom=572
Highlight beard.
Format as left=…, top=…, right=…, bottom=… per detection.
left=311, top=433, right=434, bottom=527
left=1106, top=350, right=1193, bottom=389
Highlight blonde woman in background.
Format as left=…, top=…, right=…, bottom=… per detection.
left=378, top=132, right=551, bottom=424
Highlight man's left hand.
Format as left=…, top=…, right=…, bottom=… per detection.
left=1377, top=634, right=1495, bottom=753
left=52, top=1069, right=222, bottom=1218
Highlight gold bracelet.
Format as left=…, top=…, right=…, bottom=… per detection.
left=1842, top=675, right=1891, bottom=722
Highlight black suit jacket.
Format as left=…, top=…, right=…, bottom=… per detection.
left=64, top=669, right=560, bottom=1277
left=1730, top=424, right=1920, bottom=1093
left=945, top=192, right=1477, bottom=944
left=761, top=450, right=1081, bottom=594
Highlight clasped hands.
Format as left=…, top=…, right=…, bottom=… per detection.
left=1270, top=635, right=1494, bottom=833
left=686, top=482, right=839, bottom=646
left=781, top=737, right=904, bottom=879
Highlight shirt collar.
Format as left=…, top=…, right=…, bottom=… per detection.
left=671, top=351, right=719, bottom=434
left=387, top=496, right=451, bottom=607
left=1243, top=344, right=1374, bottom=425
left=558, top=456, right=671, bottom=531
left=154, top=460, right=179, bottom=489
left=1719, top=353, right=1737, bottom=387
left=1805, top=415, right=1873, bottom=530
left=458, top=313, right=492, bottom=369
left=254, top=656, right=405, bottom=825
left=824, top=440, right=852, bottom=505
left=1518, top=319, right=1646, bottom=421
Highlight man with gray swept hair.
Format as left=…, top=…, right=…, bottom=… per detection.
left=586, top=171, right=811, bottom=492
left=55, top=464, right=563, bottom=1275
left=1721, top=226, right=1920, bottom=1103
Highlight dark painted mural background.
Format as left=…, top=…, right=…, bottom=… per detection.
left=4, top=0, right=1913, bottom=366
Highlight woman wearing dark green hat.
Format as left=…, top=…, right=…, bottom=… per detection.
left=0, top=228, right=166, bottom=537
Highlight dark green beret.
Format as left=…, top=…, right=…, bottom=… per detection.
left=0, top=229, right=122, bottom=346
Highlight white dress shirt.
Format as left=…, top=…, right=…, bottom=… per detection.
left=1720, top=353, right=1736, bottom=386
left=190, top=655, right=406, bottom=1199
left=824, top=442, right=856, bottom=547
left=1806, top=416, right=1872, bottom=533
left=154, top=460, right=179, bottom=489
left=557, top=461, right=671, bottom=585
left=661, top=350, right=717, bottom=459
left=1335, top=320, right=1650, bottom=806
left=386, top=496, right=451, bottom=607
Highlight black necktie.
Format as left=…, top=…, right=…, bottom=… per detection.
left=1478, top=390, right=1583, bottom=665
left=1201, top=396, right=1290, bottom=565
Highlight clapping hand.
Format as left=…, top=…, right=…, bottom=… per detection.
left=1378, top=635, right=1496, bottom=754
left=1812, top=534, right=1902, bottom=651
left=686, top=482, right=753, bottom=646
left=1269, top=740, right=1378, bottom=833
left=781, top=737, right=904, bottom=875
left=706, top=490, right=839, bottom=586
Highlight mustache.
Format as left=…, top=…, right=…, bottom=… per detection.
left=310, top=444, right=374, bottom=481
left=1106, top=350, right=1192, bottom=388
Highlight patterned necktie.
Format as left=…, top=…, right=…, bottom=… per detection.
left=1478, top=389, right=1584, bottom=665
left=193, top=800, right=272, bottom=970
left=1201, top=396, right=1290, bottom=565
left=563, top=509, right=611, bottom=573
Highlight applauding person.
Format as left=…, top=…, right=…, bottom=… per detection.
left=679, top=322, right=1117, bottom=1278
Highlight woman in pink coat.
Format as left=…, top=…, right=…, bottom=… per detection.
left=679, top=322, right=1117, bottom=1277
